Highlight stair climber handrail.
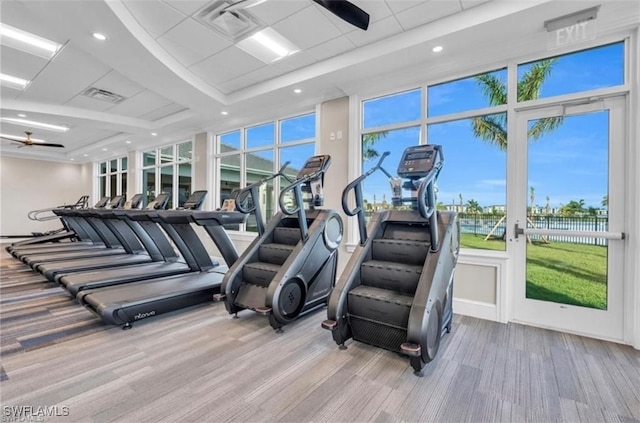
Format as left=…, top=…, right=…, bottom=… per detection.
left=416, top=160, right=443, bottom=252
left=235, top=162, right=294, bottom=236
left=341, top=151, right=391, bottom=245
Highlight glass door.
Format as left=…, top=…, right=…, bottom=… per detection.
left=512, top=97, right=626, bottom=341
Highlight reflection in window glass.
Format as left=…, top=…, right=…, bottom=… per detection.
left=121, top=157, right=128, bottom=171
left=363, top=89, right=421, bottom=129
left=100, top=162, right=107, bottom=174
left=517, top=43, right=624, bottom=101
left=110, top=160, right=118, bottom=173
left=361, top=126, right=420, bottom=220
left=122, top=173, right=127, bottom=200
left=160, top=166, right=173, bottom=208
left=428, top=69, right=507, bottom=117
left=178, top=141, right=192, bottom=161
left=247, top=123, right=274, bottom=149
left=427, top=113, right=507, bottom=251
left=178, top=163, right=192, bottom=208
left=110, top=174, right=117, bottom=198
left=281, top=113, right=315, bottom=142
left=220, top=155, right=241, bottom=230
left=246, top=149, right=274, bottom=232
left=220, top=131, right=241, bottom=150
left=99, top=176, right=106, bottom=198
left=143, top=151, right=156, bottom=167
left=160, top=146, right=173, bottom=164
left=280, top=143, right=316, bottom=211
left=143, top=169, right=156, bottom=206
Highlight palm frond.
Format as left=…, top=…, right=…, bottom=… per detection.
left=471, top=115, right=507, bottom=150
left=362, top=131, right=388, bottom=161
left=528, top=116, right=564, bottom=141
left=518, top=59, right=556, bottom=102
left=475, top=74, right=507, bottom=106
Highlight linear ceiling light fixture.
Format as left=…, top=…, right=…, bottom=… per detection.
left=0, top=23, right=62, bottom=59
left=0, top=73, right=29, bottom=89
left=236, top=27, right=299, bottom=63
left=0, top=117, right=69, bottom=132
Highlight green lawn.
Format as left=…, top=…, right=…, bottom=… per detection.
left=460, top=234, right=607, bottom=309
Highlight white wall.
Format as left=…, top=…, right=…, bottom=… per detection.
left=0, top=156, right=92, bottom=236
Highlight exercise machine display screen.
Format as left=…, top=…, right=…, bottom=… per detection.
left=297, top=155, right=331, bottom=179
left=397, top=145, right=441, bottom=178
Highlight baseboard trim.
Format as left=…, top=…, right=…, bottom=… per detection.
left=453, top=298, right=498, bottom=322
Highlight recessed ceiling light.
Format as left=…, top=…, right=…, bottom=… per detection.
left=221, top=111, right=228, bottom=116
left=0, top=73, right=29, bottom=90
left=102, top=148, right=108, bottom=151
left=83, top=154, right=88, bottom=157
left=236, top=28, right=299, bottom=63
left=17, top=113, right=26, bottom=118
left=0, top=23, right=62, bottom=59
left=0, top=117, right=69, bottom=132
left=92, top=32, right=107, bottom=41
left=125, top=140, right=132, bottom=144
left=432, top=46, right=443, bottom=53
left=294, top=89, right=302, bottom=94
left=151, top=132, right=157, bottom=136
left=70, top=158, right=75, bottom=161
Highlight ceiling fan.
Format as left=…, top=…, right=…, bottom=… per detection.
left=224, top=0, right=370, bottom=30
left=0, top=131, right=65, bottom=148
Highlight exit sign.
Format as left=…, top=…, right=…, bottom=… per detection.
left=548, top=20, right=597, bottom=49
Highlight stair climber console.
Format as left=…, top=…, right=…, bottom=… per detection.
left=216, top=155, right=343, bottom=331
left=322, top=145, right=460, bottom=376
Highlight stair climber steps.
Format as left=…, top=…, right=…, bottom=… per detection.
left=242, top=262, right=281, bottom=288
left=259, top=243, right=295, bottom=265
left=371, top=238, right=429, bottom=266
left=360, top=260, right=423, bottom=295
left=348, top=285, right=413, bottom=352
left=381, top=223, right=431, bottom=242
left=273, top=227, right=301, bottom=246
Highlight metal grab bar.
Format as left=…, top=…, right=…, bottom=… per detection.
left=514, top=224, right=625, bottom=240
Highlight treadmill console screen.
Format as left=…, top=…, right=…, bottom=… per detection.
left=397, top=145, right=441, bottom=178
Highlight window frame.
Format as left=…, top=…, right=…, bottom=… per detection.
left=140, top=140, right=194, bottom=209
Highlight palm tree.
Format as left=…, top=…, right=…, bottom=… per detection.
left=601, top=194, right=608, bottom=208
left=545, top=196, right=551, bottom=215
left=560, top=199, right=586, bottom=216
left=466, top=199, right=482, bottom=214
left=529, top=186, right=535, bottom=215
left=362, top=132, right=388, bottom=161
left=472, top=59, right=564, bottom=150
left=458, top=193, right=463, bottom=212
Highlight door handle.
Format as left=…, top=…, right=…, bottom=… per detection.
left=514, top=223, right=625, bottom=240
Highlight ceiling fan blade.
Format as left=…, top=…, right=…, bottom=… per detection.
left=37, top=142, right=66, bottom=148
left=223, top=0, right=268, bottom=12
left=312, top=0, right=370, bottom=30
left=0, top=135, right=26, bottom=143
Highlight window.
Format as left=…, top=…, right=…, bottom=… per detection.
left=96, top=156, right=128, bottom=201
left=215, top=112, right=315, bottom=232
left=141, top=141, right=193, bottom=209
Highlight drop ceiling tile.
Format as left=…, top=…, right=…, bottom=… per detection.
left=272, top=51, right=317, bottom=74
left=345, top=15, right=403, bottom=47
left=158, top=18, right=231, bottom=64
left=384, top=0, right=426, bottom=14
left=124, top=0, right=187, bottom=38
left=18, top=46, right=111, bottom=104
left=217, top=73, right=262, bottom=95
left=248, top=0, right=309, bottom=25
left=395, top=0, right=463, bottom=30
left=0, top=86, right=21, bottom=100
left=157, top=37, right=205, bottom=67
left=65, top=94, right=116, bottom=112
left=306, top=36, right=357, bottom=61
left=0, top=46, right=49, bottom=81
left=271, top=5, right=343, bottom=50
left=162, top=0, right=210, bottom=16
left=106, top=90, right=173, bottom=118
left=91, top=70, right=146, bottom=99
left=189, top=46, right=266, bottom=85
left=140, top=103, right=188, bottom=121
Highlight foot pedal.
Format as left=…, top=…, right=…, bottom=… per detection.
left=213, top=293, right=226, bottom=301
left=321, top=320, right=337, bottom=330
left=400, top=342, right=421, bottom=357
left=255, top=307, right=272, bottom=316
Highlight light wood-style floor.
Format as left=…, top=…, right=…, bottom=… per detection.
left=1, top=250, right=639, bottom=423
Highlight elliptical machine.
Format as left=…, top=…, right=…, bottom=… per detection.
left=322, top=145, right=460, bottom=375
left=217, top=155, right=343, bottom=331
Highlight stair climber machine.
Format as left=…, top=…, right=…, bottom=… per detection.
left=216, top=155, right=344, bottom=332
left=322, top=145, right=460, bottom=376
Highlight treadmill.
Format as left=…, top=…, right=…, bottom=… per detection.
left=57, top=192, right=217, bottom=295
left=74, top=165, right=301, bottom=329
left=21, top=196, right=128, bottom=267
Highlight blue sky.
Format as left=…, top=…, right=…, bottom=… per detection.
left=362, top=42, right=624, bottom=210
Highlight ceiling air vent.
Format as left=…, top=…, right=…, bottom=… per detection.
left=195, top=1, right=263, bottom=42
left=82, top=87, right=126, bottom=104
